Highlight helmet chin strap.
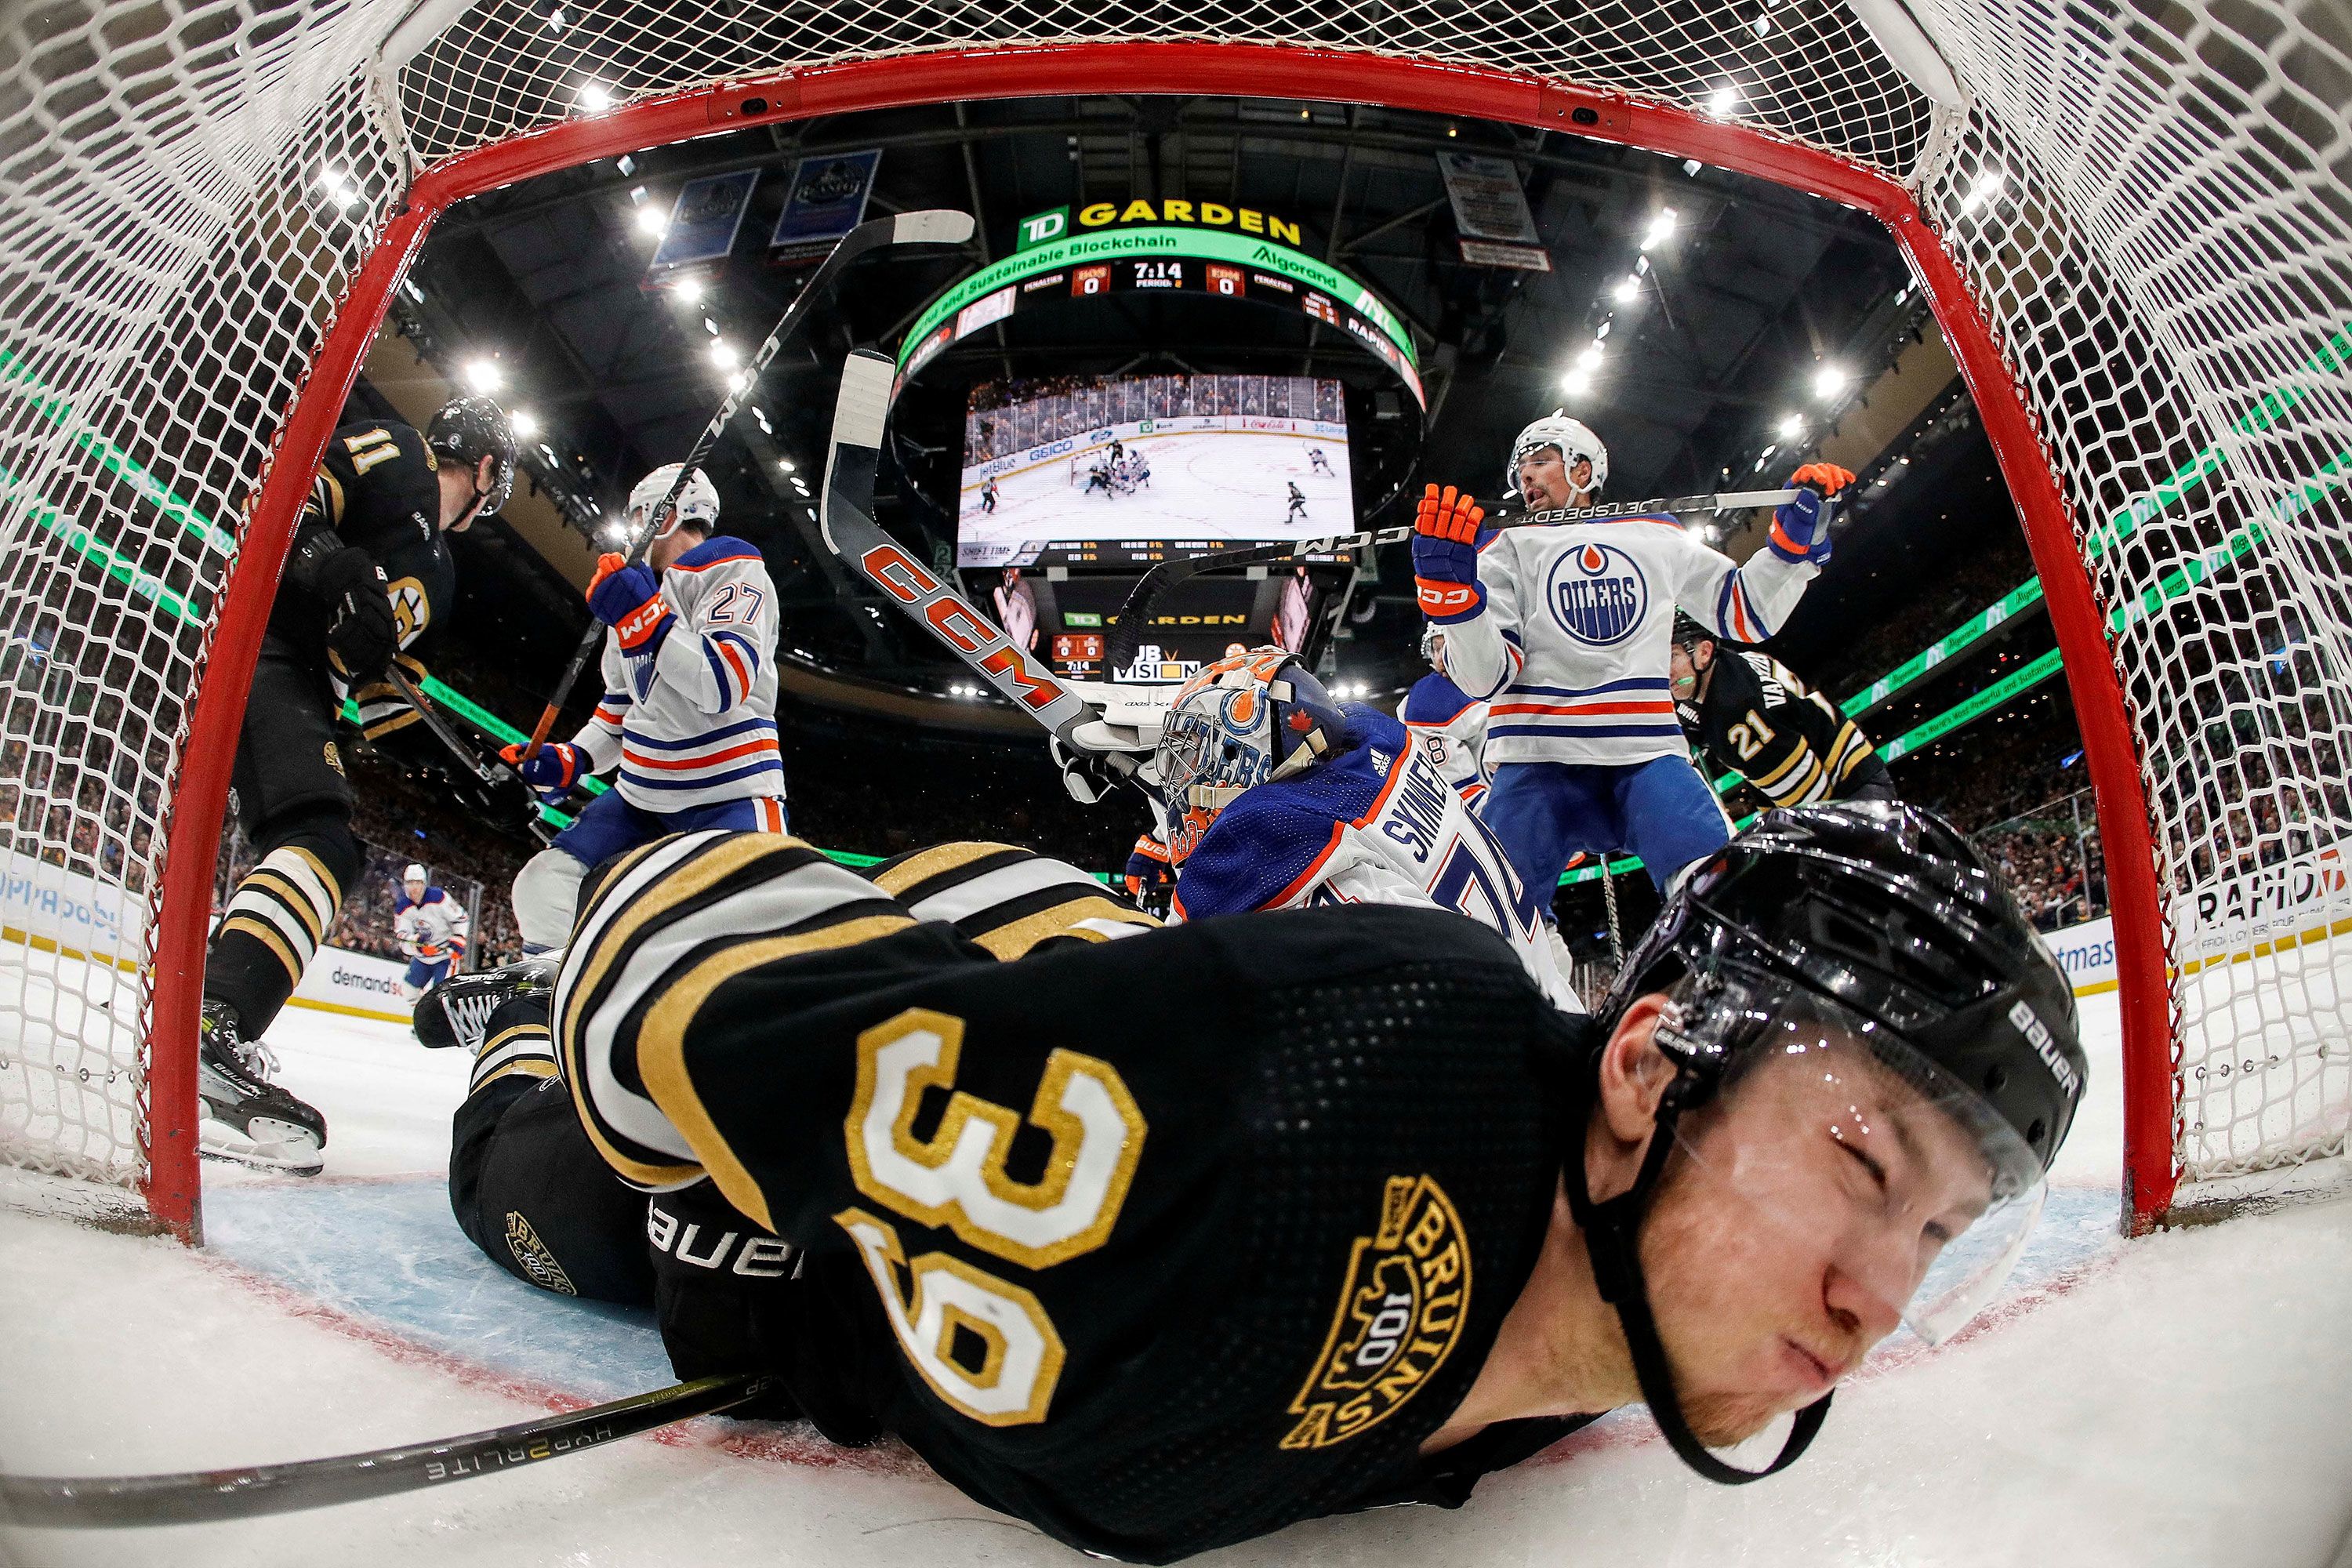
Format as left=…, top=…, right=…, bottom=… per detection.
left=1562, top=1083, right=1833, bottom=1485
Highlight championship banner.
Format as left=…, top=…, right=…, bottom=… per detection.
left=1436, top=151, right=1541, bottom=244
left=771, top=150, right=882, bottom=261
left=650, top=169, right=759, bottom=274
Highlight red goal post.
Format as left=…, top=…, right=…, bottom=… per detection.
left=3, top=0, right=2346, bottom=1242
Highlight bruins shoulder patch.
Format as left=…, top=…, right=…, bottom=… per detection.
left=1280, top=1174, right=1471, bottom=1450
left=505, top=1210, right=579, bottom=1297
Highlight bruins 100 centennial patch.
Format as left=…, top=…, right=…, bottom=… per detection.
left=1280, top=1174, right=1470, bottom=1450
left=505, top=1210, right=579, bottom=1297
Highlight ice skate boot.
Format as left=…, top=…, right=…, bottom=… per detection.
left=198, top=1000, right=327, bottom=1175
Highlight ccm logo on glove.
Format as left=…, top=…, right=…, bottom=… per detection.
left=586, top=553, right=673, bottom=652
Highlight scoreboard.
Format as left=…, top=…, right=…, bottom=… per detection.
left=895, top=223, right=1425, bottom=408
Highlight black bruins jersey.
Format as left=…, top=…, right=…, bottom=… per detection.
left=552, top=832, right=1592, bottom=1562
left=1679, top=648, right=1889, bottom=808
left=274, top=419, right=457, bottom=741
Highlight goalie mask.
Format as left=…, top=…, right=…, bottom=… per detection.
left=1506, top=414, right=1609, bottom=499
left=626, top=463, right=722, bottom=542
left=1154, top=646, right=1348, bottom=866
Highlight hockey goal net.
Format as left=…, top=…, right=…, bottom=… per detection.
left=2, top=0, right=2347, bottom=1239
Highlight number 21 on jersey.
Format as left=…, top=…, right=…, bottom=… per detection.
left=837, top=1007, right=1146, bottom=1426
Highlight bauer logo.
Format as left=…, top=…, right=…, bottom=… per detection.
left=1545, top=541, right=1648, bottom=647
left=2008, top=999, right=2082, bottom=1101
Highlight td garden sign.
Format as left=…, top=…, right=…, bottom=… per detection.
left=1017, top=200, right=1309, bottom=250
left=897, top=202, right=1423, bottom=405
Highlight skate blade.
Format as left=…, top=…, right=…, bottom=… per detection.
left=199, top=1116, right=325, bottom=1177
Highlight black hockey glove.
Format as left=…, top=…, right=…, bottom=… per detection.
left=314, top=546, right=399, bottom=684
left=445, top=760, right=539, bottom=840
left=648, top=1182, right=805, bottom=1423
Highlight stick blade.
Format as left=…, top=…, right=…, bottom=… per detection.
left=891, top=209, right=976, bottom=246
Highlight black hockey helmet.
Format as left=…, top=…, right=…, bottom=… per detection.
left=1670, top=611, right=1718, bottom=652
left=1606, top=800, right=2085, bottom=1169
left=426, top=395, right=517, bottom=517
left=1567, top=800, right=2085, bottom=1486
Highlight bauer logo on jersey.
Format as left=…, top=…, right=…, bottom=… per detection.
left=1544, top=540, right=1649, bottom=647
left=1281, top=1174, right=1471, bottom=1450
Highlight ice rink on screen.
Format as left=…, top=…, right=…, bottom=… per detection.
left=958, top=428, right=1353, bottom=564
left=2, top=945, right=2350, bottom=1567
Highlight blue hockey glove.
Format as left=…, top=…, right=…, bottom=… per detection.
left=1768, top=463, right=1855, bottom=564
left=1412, top=484, right=1487, bottom=622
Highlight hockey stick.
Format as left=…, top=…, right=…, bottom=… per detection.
left=818, top=347, right=1143, bottom=804
left=1101, top=487, right=1798, bottom=673
left=381, top=664, right=553, bottom=842
left=0, top=1374, right=768, bottom=1528
left=520, top=208, right=978, bottom=759
left=383, top=664, right=512, bottom=792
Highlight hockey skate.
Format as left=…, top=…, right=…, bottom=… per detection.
left=198, top=1000, right=328, bottom=1176
left=412, top=955, right=557, bottom=1052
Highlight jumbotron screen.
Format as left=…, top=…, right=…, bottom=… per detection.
left=956, top=373, right=1354, bottom=569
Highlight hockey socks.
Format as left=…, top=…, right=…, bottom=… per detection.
left=469, top=996, right=559, bottom=1095
left=205, top=814, right=359, bottom=1039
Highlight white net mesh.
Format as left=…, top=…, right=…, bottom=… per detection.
left=1, top=0, right=2346, bottom=1226
left=1912, top=0, right=2352, bottom=1194
left=0, top=0, right=401, bottom=1213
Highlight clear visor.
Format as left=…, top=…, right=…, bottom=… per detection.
left=1657, top=974, right=2049, bottom=1346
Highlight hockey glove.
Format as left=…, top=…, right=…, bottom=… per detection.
left=648, top=1183, right=807, bottom=1424
left=1411, top=484, right=1487, bottom=622
left=448, top=763, right=536, bottom=839
left=586, top=553, right=673, bottom=653
left=499, top=740, right=585, bottom=801
left=315, top=546, right=400, bottom=684
left=1768, top=463, right=1857, bottom=565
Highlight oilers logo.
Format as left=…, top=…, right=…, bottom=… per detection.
left=1545, top=541, right=1649, bottom=647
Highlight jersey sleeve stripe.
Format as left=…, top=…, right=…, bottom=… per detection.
left=637, top=910, right=917, bottom=1231
left=893, top=855, right=1105, bottom=926
left=963, top=895, right=1158, bottom=960
left=557, top=833, right=911, bottom=1192
left=869, top=840, right=1025, bottom=900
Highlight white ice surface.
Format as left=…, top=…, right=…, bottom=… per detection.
left=2, top=988, right=2350, bottom=1566
left=958, top=428, right=1356, bottom=561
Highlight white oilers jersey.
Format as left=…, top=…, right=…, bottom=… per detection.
left=1398, top=671, right=1490, bottom=804
left=1446, top=515, right=1817, bottom=768
left=1172, top=706, right=1580, bottom=1012
left=394, top=886, right=469, bottom=962
left=572, top=535, right=785, bottom=811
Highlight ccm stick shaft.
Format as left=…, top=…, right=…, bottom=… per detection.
left=521, top=209, right=977, bottom=757
left=1102, top=487, right=1797, bottom=673
left=818, top=348, right=1139, bottom=796
left=0, top=1375, right=768, bottom=1528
